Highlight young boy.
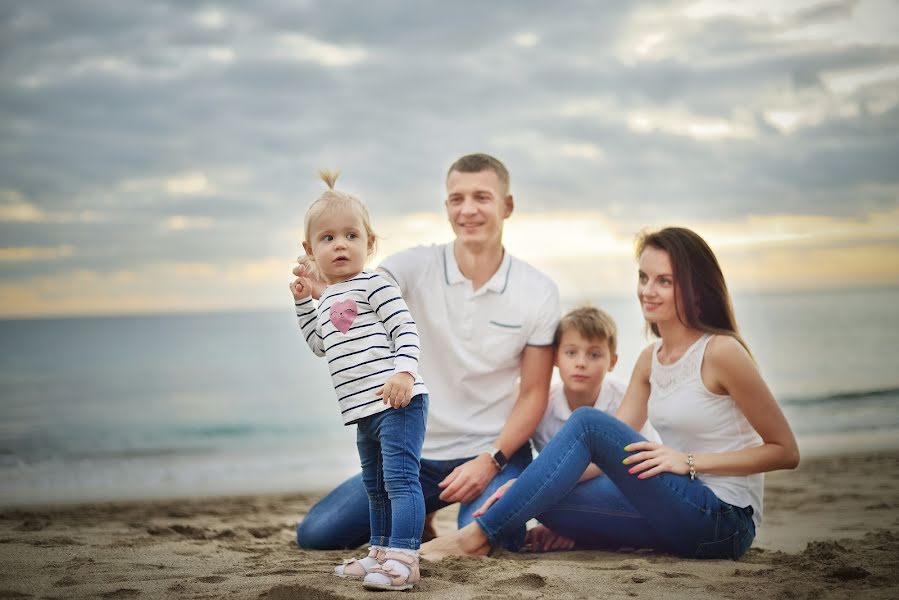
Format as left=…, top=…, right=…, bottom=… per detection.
left=533, top=306, right=657, bottom=452
left=526, top=306, right=658, bottom=551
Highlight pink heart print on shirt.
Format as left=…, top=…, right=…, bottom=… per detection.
left=329, top=299, right=357, bottom=334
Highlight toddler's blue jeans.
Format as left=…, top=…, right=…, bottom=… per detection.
left=355, top=394, right=428, bottom=550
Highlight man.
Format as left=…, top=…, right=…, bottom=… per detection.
left=291, top=154, right=560, bottom=550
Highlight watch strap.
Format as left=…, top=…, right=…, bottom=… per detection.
left=486, top=446, right=508, bottom=471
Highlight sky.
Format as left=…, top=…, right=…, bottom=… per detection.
left=1, top=0, right=898, bottom=317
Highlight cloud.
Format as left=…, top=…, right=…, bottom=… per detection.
left=0, top=245, right=75, bottom=263
left=273, top=33, right=368, bottom=66
left=0, top=0, right=897, bottom=315
left=792, top=0, right=861, bottom=25
left=164, top=215, right=216, bottom=231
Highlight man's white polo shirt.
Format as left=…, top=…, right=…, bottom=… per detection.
left=380, top=243, right=560, bottom=460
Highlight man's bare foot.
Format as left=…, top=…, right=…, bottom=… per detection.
left=420, top=522, right=491, bottom=561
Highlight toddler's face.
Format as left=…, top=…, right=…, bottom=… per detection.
left=304, top=207, right=372, bottom=284
left=556, top=329, right=616, bottom=397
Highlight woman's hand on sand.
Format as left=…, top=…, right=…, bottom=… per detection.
left=524, top=525, right=576, bottom=553
left=622, top=441, right=689, bottom=479
left=471, top=478, right=516, bottom=517
left=291, top=256, right=327, bottom=300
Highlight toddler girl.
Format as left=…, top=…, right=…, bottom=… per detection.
left=292, top=171, right=428, bottom=591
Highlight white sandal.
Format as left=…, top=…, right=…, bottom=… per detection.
left=362, top=549, right=420, bottom=591
left=334, top=546, right=385, bottom=579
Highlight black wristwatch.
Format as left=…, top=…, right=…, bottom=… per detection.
left=485, top=446, right=508, bottom=471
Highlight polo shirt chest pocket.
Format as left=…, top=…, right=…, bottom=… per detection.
left=483, top=319, right=527, bottom=363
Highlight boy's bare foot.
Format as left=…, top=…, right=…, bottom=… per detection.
left=420, top=522, right=491, bottom=561
left=523, top=524, right=576, bottom=552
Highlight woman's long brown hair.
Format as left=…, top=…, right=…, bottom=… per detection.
left=636, top=227, right=751, bottom=355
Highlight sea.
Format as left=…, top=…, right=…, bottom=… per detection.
left=1, top=287, right=898, bottom=507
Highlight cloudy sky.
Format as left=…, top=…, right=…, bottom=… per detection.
left=1, top=0, right=897, bottom=317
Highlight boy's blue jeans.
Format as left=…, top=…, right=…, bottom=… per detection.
left=297, top=428, right=532, bottom=550
left=355, top=394, right=428, bottom=550
left=476, top=408, right=756, bottom=559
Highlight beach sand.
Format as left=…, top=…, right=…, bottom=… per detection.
left=1, top=451, right=897, bottom=599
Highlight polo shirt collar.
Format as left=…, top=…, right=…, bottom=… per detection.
left=553, top=383, right=604, bottom=421
left=443, top=243, right=512, bottom=294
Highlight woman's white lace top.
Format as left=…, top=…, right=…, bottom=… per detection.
left=648, top=334, right=764, bottom=528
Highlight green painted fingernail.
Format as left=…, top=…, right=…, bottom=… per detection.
left=623, top=445, right=631, bottom=451
left=622, top=459, right=628, bottom=465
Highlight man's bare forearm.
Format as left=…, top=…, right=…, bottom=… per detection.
left=494, top=387, right=547, bottom=457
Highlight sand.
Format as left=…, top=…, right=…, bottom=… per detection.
left=1, top=451, right=897, bottom=599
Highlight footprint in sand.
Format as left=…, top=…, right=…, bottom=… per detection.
left=264, top=585, right=347, bottom=600
left=246, top=526, right=281, bottom=539
left=53, top=575, right=79, bottom=587
left=15, top=519, right=50, bottom=532
left=100, top=589, right=140, bottom=598
left=491, top=572, right=547, bottom=589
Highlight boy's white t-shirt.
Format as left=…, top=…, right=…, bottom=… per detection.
left=532, top=378, right=660, bottom=452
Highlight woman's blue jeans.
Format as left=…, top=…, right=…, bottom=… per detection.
left=355, top=394, right=428, bottom=550
left=475, top=408, right=756, bottom=559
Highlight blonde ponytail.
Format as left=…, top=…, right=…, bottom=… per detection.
left=318, top=169, right=340, bottom=190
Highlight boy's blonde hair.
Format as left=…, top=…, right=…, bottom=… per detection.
left=304, top=169, right=378, bottom=257
left=553, top=305, right=618, bottom=355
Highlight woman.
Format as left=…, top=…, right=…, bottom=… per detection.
left=421, top=227, right=799, bottom=560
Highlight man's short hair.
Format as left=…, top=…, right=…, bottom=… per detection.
left=553, top=305, right=618, bottom=355
left=447, top=153, right=510, bottom=193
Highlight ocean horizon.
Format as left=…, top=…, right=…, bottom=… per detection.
left=1, top=287, right=898, bottom=507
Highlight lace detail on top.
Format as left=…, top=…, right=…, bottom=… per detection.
left=650, top=334, right=711, bottom=398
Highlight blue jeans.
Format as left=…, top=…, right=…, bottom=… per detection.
left=476, top=408, right=756, bottom=559
left=297, top=436, right=532, bottom=550
left=355, top=394, right=428, bottom=550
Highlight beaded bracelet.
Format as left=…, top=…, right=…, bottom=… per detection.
left=686, top=452, right=696, bottom=481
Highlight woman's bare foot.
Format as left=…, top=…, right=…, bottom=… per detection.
left=420, top=522, right=492, bottom=561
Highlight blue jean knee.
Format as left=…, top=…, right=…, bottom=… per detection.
left=296, top=472, right=370, bottom=550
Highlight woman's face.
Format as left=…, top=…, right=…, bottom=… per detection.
left=637, top=246, right=679, bottom=325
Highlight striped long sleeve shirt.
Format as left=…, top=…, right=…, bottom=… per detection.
left=296, top=270, right=428, bottom=425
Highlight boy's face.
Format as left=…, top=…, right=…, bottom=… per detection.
left=555, top=328, right=617, bottom=398
left=445, top=169, right=513, bottom=248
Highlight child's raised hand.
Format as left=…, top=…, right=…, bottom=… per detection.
left=376, top=372, right=415, bottom=408
left=290, top=278, right=311, bottom=301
